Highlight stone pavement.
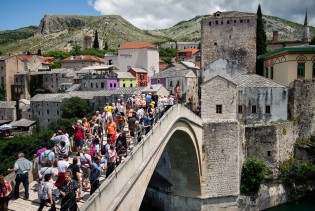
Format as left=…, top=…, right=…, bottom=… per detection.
left=8, top=152, right=107, bottom=211
left=8, top=133, right=135, bottom=211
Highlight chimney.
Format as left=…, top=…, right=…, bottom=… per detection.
left=273, top=31, right=279, bottom=42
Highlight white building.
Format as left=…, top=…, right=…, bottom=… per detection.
left=117, top=42, right=159, bottom=77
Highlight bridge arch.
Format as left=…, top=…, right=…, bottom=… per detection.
left=81, top=105, right=203, bottom=211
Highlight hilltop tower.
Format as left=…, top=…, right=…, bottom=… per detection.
left=302, top=8, right=311, bottom=43
left=201, top=11, right=257, bottom=73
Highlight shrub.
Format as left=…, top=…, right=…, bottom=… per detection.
left=279, top=158, right=315, bottom=187
left=240, top=157, right=268, bottom=196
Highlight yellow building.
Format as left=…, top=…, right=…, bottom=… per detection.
left=114, top=71, right=137, bottom=88
left=258, top=45, right=315, bottom=86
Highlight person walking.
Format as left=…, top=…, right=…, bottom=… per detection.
left=73, top=122, right=85, bottom=156
left=0, top=175, right=13, bottom=211
left=60, top=171, right=79, bottom=211
left=37, top=174, right=56, bottom=211
left=7, top=153, right=32, bottom=200
left=89, top=156, right=103, bottom=195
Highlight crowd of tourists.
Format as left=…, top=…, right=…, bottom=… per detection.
left=0, top=92, right=177, bottom=211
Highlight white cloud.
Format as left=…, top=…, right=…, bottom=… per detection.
left=88, top=0, right=315, bottom=29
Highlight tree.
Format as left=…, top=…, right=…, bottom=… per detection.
left=104, top=41, right=109, bottom=50
left=240, top=157, right=268, bottom=196
left=37, top=49, right=42, bottom=56
left=60, top=97, right=89, bottom=119
left=93, top=30, right=100, bottom=49
left=256, top=4, right=267, bottom=76
left=310, top=36, right=315, bottom=45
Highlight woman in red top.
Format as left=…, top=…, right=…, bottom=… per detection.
left=0, top=175, right=13, bottom=211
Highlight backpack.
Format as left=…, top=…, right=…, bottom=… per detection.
left=38, top=182, right=47, bottom=199
left=101, top=143, right=109, bottom=156
left=89, top=145, right=97, bottom=157
left=41, top=151, right=52, bottom=167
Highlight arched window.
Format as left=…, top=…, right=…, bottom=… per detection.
left=297, top=63, right=305, bottom=78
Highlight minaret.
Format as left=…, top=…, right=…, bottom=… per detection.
left=302, top=8, right=311, bottom=43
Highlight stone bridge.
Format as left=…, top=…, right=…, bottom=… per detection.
left=81, top=104, right=243, bottom=211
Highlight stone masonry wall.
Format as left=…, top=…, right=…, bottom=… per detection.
left=201, top=76, right=237, bottom=121
left=245, top=122, right=299, bottom=176
left=201, top=120, right=242, bottom=197
left=201, top=12, right=256, bottom=73
left=288, top=80, right=315, bottom=138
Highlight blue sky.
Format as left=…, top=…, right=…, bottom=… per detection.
left=1, top=0, right=100, bottom=30
left=1, top=0, right=315, bottom=31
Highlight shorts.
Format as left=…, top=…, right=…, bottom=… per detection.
left=81, top=167, right=90, bottom=180
left=75, top=139, right=84, bottom=147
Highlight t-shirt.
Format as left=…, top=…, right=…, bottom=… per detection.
left=80, top=153, right=92, bottom=168
left=39, top=181, right=52, bottom=200
left=57, top=160, right=69, bottom=173
left=57, top=146, right=67, bottom=160
left=40, top=167, right=54, bottom=179
left=107, top=122, right=116, bottom=135
left=74, top=126, right=85, bottom=141
left=69, top=164, right=80, bottom=181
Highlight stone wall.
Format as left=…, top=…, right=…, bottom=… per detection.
left=237, top=87, right=288, bottom=125
left=201, top=12, right=256, bottom=73
left=245, top=122, right=299, bottom=175
left=201, top=76, right=237, bottom=121
left=239, top=183, right=288, bottom=211
left=288, top=80, right=315, bottom=138
left=201, top=120, right=243, bottom=198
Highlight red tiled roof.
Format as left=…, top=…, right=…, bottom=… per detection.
left=40, top=56, right=54, bottom=60
left=62, top=55, right=104, bottom=62
left=118, top=42, right=157, bottom=50
left=18, top=55, right=33, bottom=60
left=177, top=48, right=200, bottom=54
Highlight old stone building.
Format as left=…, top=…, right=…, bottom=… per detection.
left=151, top=62, right=199, bottom=109
left=201, top=11, right=256, bottom=73
left=61, top=55, right=105, bottom=70
left=200, top=75, right=237, bottom=121
left=0, top=101, right=17, bottom=121
left=12, top=68, right=74, bottom=100
left=18, top=55, right=52, bottom=72
left=0, top=56, right=25, bottom=100
left=233, top=74, right=288, bottom=125
left=201, top=74, right=288, bottom=125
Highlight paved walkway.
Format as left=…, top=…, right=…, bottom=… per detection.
left=9, top=133, right=135, bottom=211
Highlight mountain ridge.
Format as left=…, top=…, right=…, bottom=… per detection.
left=0, top=13, right=314, bottom=56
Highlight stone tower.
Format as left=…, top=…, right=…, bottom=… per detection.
left=302, top=9, right=311, bottom=43
left=83, top=35, right=92, bottom=49
left=201, top=11, right=257, bottom=74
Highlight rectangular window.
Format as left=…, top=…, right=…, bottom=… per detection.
left=267, top=151, right=271, bottom=157
left=47, top=110, right=49, bottom=115
left=91, top=83, right=93, bottom=88
left=216, top=105, right=222, bottom=114
left=297, top=63, right=305, bottom=78
left=266, top=105, right=271, bottom=114
left=57, top=110, right=59, bottom=115
left=313, top=64, right=315, bottom=77
left=238, top=105, right=243, bottom=114
left=252, top=105, right=257, bottom=113
left=270, top=67, right=274, bottom=79
left=265, top=67, right=269, bottom=78
left=227, top=20, right=230, bottom=24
